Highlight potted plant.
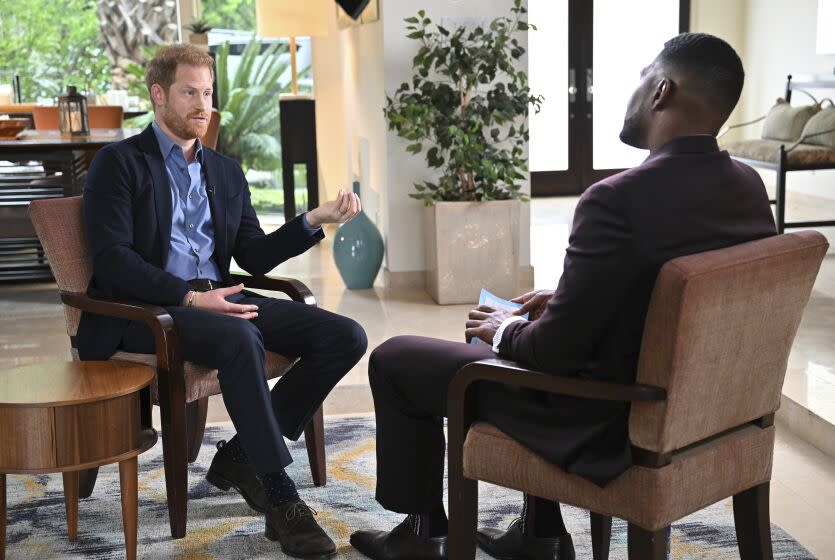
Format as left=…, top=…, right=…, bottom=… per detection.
left=384, top=0, right=541, bottom=304
left=184, top=18, right=213, bottom=48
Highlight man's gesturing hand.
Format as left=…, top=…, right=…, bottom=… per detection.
left=188, top=284, right=259, bottom=319
left=465, top=305, right=514, bottom=345
left=306, top=188, right=361, bottom=228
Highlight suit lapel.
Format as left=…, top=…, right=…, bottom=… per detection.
left=139, top=126, right=174, bottom=265
left=201, top=150, right=227, bottom=267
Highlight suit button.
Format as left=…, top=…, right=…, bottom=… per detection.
left=189, top=224, right=194, bottom=229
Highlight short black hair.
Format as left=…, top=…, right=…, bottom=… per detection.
left=657, top=32, right=744, bottom=116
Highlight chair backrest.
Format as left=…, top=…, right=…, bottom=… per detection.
left=630, top=231, right=828, bottom=454
left=31, top=105, right=124, bottom=130
left=27, top=196, right=91, bottom=338
left=88, top=105, right=124, bottom=128
left=200, top=109, right=221, bottom=150
left=31, top=106, right=60, bottom=130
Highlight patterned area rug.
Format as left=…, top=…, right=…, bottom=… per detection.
left=4, top=415, right=815, bottom=559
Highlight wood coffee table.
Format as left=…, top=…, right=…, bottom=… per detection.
left=0, top=361, right=157, bottom=560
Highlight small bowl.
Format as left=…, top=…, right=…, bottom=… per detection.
left=0, top=118, right=30, bottom=138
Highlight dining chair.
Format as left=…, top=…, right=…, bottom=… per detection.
left=31, top=105, right=124, bottom=129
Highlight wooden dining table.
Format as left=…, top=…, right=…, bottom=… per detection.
left=0, top=128, right=141, bottom=281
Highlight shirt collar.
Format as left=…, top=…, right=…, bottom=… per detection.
left=646, top=134, right=719, bottom=162
left=151, top=120, right=203, bottom=165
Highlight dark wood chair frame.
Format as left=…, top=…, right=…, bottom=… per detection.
left=446, top=358, right=776, bottom=560
left=60, top=273, right=326, bottom=539
left=728, top=74, right=835, bottom=234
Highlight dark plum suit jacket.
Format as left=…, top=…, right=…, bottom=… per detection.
left=488, top=135, right=777, bottom=485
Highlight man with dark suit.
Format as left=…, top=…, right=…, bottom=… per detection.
left=80, top=44, right=367, bottom=558
left=350, top=33, right=777, bottom=560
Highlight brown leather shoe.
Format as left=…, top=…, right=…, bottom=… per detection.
left=350, top=518, right=447, bottom=559
left=206, top=440, right=268, bottom=513
left=266, top=499, right=336, bottom=559
left=477, top=519, right=575, bottom=560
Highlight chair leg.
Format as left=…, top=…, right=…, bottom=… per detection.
left=78, top=467, right=99, bottom=499
left=775, top=155, right=786, bottom=234
left=158, top=386, right=189, bottom=539
left=628, top=524, right=667, bottom=560
left=733, top=482, right=774, bottom=560
left=62, top=471, right=79, bottom=542
left=1, top=473, right=6, bottom=560
left=448, top=475, right=478, bottom=559
left=304, top=405, right=326, bottom=486
left=185, top=398, right=208, bottom=464
left=590, top=512, right=612, bottom=560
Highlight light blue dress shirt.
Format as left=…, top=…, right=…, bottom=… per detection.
left=152, top=122, right=222, bottom=282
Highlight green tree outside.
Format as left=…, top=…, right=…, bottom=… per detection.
left=0, top=0, right=110, bottom=101
left=201, top=0, right=256, bottom=32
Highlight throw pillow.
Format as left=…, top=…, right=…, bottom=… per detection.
left=799, top=100, right=835, bottom=149
left=761, top=98, right=819, bottom=142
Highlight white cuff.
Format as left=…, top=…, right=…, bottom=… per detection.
left=492, top=316, right=526, bottom=353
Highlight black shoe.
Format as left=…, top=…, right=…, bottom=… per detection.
left=350, top=518, right=447, bottom=560
left=477, top=519, right=575, bottom=560
left=206, top=440, right=267, bottom=513
left=265, top=499, right=336, bottom=559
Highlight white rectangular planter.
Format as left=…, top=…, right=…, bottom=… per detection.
left=424, top=199, right=520, bottom=304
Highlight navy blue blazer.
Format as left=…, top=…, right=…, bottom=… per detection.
left=77, top=125, right=324, bottom=360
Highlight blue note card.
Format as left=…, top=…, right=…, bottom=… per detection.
left=470, top=289, right=528, bottom=346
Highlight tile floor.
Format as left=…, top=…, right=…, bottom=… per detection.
left=0, top=194, right=833, bottom=558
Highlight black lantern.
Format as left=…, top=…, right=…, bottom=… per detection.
left=58, top=85, right=89, bottom=136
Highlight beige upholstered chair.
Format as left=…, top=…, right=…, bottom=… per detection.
left=448, top=231, right=828, bottom=560
left=28, top=196, right=326, bottom=539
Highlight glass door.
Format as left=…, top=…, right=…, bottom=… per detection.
left=530, top=0, right=687, bottom=196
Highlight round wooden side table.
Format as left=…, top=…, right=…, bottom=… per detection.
left=0, top=361, right=157, bottom=560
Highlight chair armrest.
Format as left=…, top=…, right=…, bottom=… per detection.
left=61, top=291, right=173, bottom=325
left=231, top=273, right=317, bottom=307
left=448, top=358, right=666, bottom=408
left=445, top=359, right=667, bottom=492
left=60, top=291, right=185, bottom=392
left=787, top=125, right=835, bottom=152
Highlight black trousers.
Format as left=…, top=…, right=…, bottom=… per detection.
left=121, top=294, right=367, bottom=476
left=369, top=335, right=498, bottom=513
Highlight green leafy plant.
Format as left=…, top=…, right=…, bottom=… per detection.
left=384, top=0, right=542, bottom=204
left=201, top=0, right=256, bottom=32
left=184, top=18, right=214, bottom=34
left=123, top=45, right=160, bottom=128
left=0, top=0, right=111, bottom=101
left=215, top=38, right=310, bottom=171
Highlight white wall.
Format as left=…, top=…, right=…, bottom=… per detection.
left=690, top=0, right=749, bottom=141
left=312, top=0, right=532, bottom=276
left=381, top=0, right=532, bottom=274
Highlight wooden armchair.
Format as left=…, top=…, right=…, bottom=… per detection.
left=448, top=231, right=828, bottom=559
left=27, top=196, right=326, bottom=539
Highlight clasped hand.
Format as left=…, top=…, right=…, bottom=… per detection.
left=464, top=289, right=555, bottom=345
left=185, top=284, right=258, bottom=319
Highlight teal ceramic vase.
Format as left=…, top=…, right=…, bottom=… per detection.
left=333, top=181, right=384, bottom=289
